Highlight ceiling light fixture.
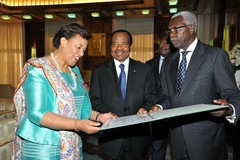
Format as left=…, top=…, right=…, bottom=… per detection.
left=23, top=15, right=32, bottom=19
left=91, top=12, right=100, bottom=17
left=1, top=15, right=11, bottom=20
left=116, top=11, right=124, bottom=16
left=142, top=9, right=150, bottom=15
left=169, top=8, right=178, bottom=13
left=68, top=13, right=76, bottom=18
left=169, top=0, right=178, bottom=5
left=45, top=14, right=54, bottom=19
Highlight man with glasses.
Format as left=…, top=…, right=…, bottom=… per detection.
left=150, top=11, right=240, bottom=160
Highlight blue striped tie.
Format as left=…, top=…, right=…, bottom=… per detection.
left=177, top=51, right=189, bottom=95
left=119, top=64, right=126, bottom=102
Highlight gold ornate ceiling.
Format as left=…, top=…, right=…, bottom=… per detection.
left=1, top=0, right=143, bottom=6
left=0, top=0, right=238, bottom=21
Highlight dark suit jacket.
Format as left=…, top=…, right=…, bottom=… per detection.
left=146, top=55, right=161, bottom=94
left=157, top=41, right=240, bottom=160
left=146, top=55, right=170, bottom=160
left=89, top=58, right=156, bottom=159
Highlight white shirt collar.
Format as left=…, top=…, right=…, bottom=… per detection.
left=114, top=57, right=130, bottom=78
left=180, top=38, right=198, bottom=53
left=160, top=55, right=165, bottom=60
left=178, top=38, right=198, bottom=68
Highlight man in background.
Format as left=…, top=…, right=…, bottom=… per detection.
left=146, top=35, right=175, bottom=160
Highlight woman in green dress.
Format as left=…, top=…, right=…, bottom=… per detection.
left=11, top=23, right=117, bottom=160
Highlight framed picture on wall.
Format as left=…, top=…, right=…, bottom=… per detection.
left=88, top=33, right=106, bottom=56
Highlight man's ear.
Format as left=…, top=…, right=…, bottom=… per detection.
left=189, top=25, right=195, bottom=34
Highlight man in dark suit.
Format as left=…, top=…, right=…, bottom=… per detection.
left=146, top=35, right=174, bottom=160
left=146, top=35, right=172, bottom=93
left=150, top=11, right=240, bottom=160
left=89, top=29, right=156, bottom=160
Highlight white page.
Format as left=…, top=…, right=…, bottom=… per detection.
left=100, top=104, right=229, bottom=130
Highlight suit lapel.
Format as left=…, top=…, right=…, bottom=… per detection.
left=181, top=41, right=205, bottom=93
left=155, top=56, right=160, bottom=80
left=107, top=60, right=124, bottom=101
left=126, top=59, right=137, bottom=102
left=170, top=52, right=180, bottom=93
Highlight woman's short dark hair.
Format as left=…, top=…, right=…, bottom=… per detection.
left=110, top=29, right=132, bottom=46
left=52, top=23, right=92, bottom=49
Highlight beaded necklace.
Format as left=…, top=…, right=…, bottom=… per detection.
left=51, top=52, right=77, bottom=90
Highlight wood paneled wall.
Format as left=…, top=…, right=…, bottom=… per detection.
left=25, top=22, right=45, bottom=61
left=83, top=18, right=112, bottom=71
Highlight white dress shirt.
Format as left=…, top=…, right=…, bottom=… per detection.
left=114, top=57, right=130, bottom=82
left=159, top=55, right=164, bottom=74
left=178, top=38, right=198, bottom=69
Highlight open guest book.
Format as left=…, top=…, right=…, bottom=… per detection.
left=100, top=104, right=229, bottom=130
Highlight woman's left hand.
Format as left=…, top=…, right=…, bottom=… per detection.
left=98, top=112, right=118, bottom=123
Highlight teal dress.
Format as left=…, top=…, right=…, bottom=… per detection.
left=15, top=59, right=91, bottom=160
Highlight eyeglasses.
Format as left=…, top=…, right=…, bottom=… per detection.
left=166, top=25, right=191, bottom=34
